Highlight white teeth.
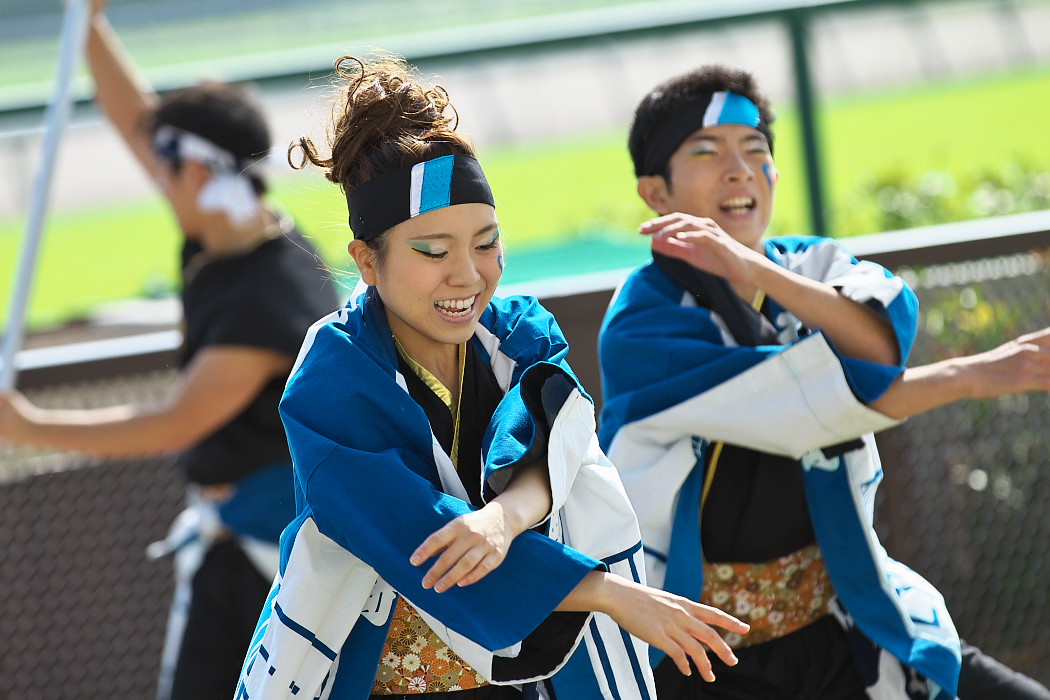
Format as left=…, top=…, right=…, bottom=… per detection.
left=436, top=295, right=476, bottom=314
left=721, top=197, right=754, bottom=209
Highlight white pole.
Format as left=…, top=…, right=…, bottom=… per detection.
left=0, top=0, right=92, bottom=391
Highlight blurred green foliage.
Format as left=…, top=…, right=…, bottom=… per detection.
left=841, top=161, right=1050, bottom=232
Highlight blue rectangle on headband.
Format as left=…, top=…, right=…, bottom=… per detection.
left=418, top=155, right=455, bottom=215
left=715, top=91, right=760, bottom=128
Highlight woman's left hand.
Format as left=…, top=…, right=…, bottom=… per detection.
left=410, top=502, right=517, bottom=592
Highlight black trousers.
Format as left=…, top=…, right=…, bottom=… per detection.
left=169, top=538, right=273, bottom=700
left=654, top=616, right=868, bottom=700
left=654, top=616, right=1050, bottom=700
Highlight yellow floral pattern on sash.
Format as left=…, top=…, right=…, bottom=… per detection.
left=371, top=597, right=489, bottom=694
left=701, top=543, right=835, bottom=648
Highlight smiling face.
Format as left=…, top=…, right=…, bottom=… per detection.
left=639, top=123, right=778, bottom=252
left=350, top=202, right=503, bottom=371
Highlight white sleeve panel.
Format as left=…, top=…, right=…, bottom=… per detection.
left=630, top=334, right=901, bottom=460
left=778, top=242, right=904, bottom=309
left=241, top=518, right=382, bottom=699
left=605, top=434, right=698, bottom=582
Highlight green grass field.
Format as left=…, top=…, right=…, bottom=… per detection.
left=1, top=67, right=1048, bottom=330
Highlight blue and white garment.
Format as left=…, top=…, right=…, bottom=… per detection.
left=150, top=464, right=291, bottom=700
left=236, top=284, right=655, bottom=700
left=599, top=235, right=962, bottom=699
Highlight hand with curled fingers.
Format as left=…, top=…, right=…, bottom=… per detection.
left=641, top=213, right=767, bottom=287
left=599, top=575, right=748, bottom=682
left=410, top=502, right=517, bottom=593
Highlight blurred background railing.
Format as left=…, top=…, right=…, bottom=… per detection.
left=2, top=212, right=1048, bottom=695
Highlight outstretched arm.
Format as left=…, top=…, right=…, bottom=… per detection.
left=643, top=213, right=901, bottom=366
left=85, top=0, right=160, bottom=179
left=411, top=458, right=748, bottom=681
left=0, top=346, right=290, bottom=456
left=871, top=327, right=1050, bottom=419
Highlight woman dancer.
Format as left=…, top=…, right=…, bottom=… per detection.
left=234, top=54, right=747, bottom=700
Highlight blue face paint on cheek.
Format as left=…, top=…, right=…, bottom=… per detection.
left=497, top=254, right=504, bottom=271
left=763, top=163, right=775, bottom=190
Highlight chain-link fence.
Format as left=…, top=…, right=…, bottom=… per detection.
left=0, top=370, right=183, bottom=697
left=0, top=248, right=1048, bottom=696
left=874, top=250, right=1050, bottom=680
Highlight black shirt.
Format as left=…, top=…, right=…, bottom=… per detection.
left=178, top=223, right=339, bottom=484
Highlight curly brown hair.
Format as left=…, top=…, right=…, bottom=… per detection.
left=289, top=54, right=475, bottom=196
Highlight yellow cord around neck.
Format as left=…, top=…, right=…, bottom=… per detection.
left=393, top=337, right=468, bottom=467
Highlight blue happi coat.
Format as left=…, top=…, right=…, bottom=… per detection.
left=236, top=285, right=654, bottom=700
left=599, top=236, right=962, bottom=699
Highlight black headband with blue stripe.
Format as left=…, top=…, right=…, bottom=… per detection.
left=346, top=154, right=495, bottom=241
left=637, top=90, right=773, bottom=177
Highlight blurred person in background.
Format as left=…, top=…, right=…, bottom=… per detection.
left=598, top=63, right=1050, bottom=700
left=0, top=1, right=339, bottom=698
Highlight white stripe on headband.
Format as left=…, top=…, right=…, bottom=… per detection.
left=702, top=92, right=728, bottom=127
left=154, top=125, right=238, bottom=172
left=409, top=156, right=457, bottom=218
left=409, top=162, right=425, bottom=218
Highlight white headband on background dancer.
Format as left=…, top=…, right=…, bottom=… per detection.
left=635, top=90, right=774, bottom=177
left=152, top=125, right=266, bottom=225
left=346, top=154, right=495, bottom=241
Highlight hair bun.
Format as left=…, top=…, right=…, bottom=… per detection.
left=288, top=53, right=474, bottom=194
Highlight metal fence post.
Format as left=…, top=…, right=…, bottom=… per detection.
left=787, top=8, right=828, bottom=237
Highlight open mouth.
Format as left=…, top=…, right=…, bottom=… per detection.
left=719, top=196, right=755, bottom=215
left=435, top=295, right=476, bottom=318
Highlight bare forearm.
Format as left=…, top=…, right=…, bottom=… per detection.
left=491, top=458, right=553, bottom=537
left=871, top=329, right=1050, bottom=419
left=752, top=259, right=900, bottom=365
left=644, top=216, right=900, bottom=366
left=556, top=570, right=616, bottom=614
left=1, top=347, right=291, bottom=458
left=87, top=13, right=158, bottom=169
left=869, top=361, right=970, bottom=419
left=13, top=403, right=198, bottom=456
